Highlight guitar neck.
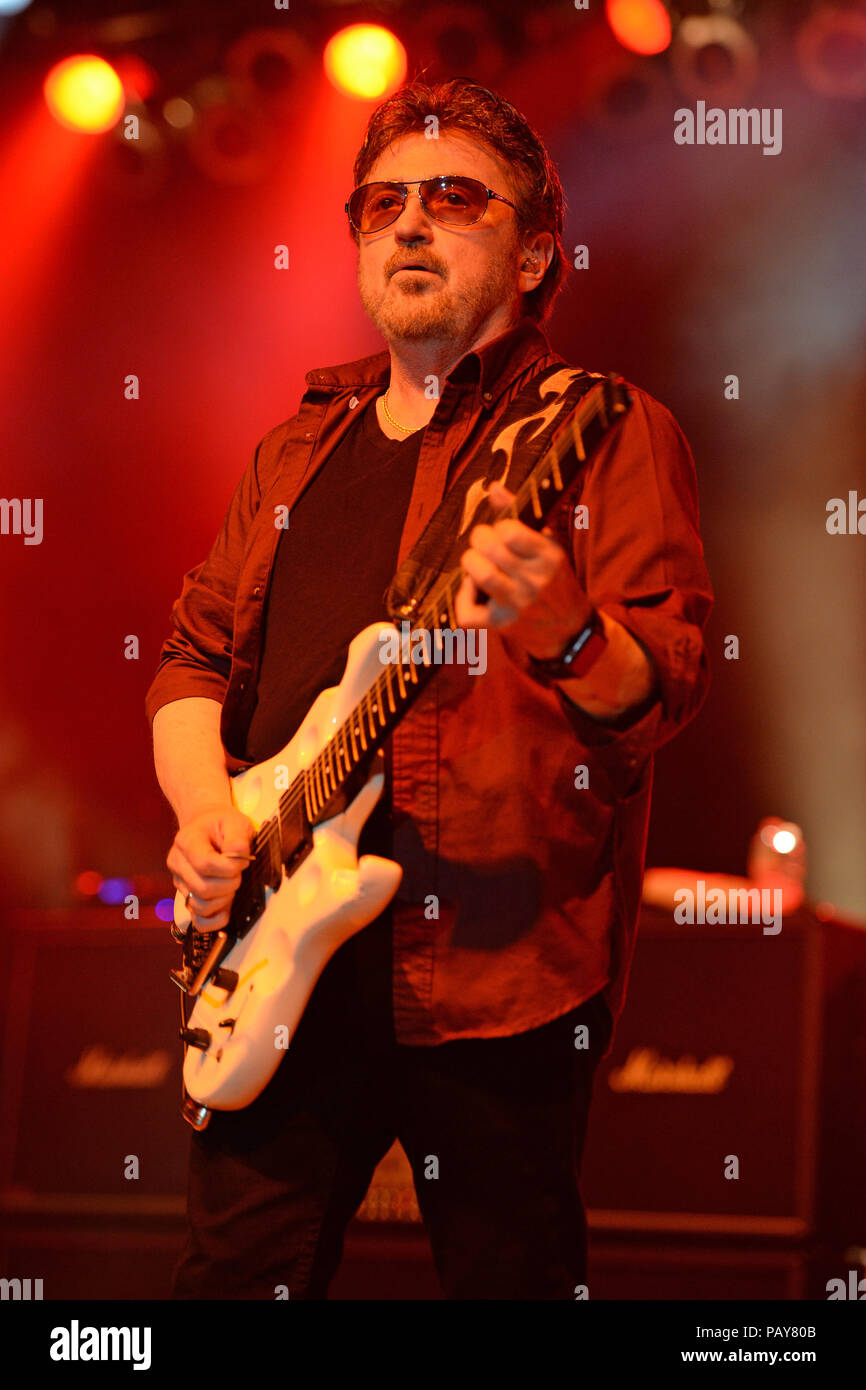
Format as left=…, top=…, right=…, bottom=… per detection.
left=228, top=373, right=631, bottom=934
left=298, top=372, right=631, bottom=824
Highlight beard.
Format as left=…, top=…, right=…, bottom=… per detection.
left=357, top=240, right=520, bottom=344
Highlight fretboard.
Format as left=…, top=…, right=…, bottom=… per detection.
left=226, top=373, right=631, bottom=935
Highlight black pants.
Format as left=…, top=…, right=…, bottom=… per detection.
left=171, top=909, right=612, bottom=1301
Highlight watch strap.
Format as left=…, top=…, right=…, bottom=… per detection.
left=527, top=610, right=607, bottom=683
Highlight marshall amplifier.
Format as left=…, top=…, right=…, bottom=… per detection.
left=582, top=904, right=866, bottom=1243
left=0, top=908, right=187, bottom=1218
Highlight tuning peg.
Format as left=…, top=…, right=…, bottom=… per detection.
left=179, top=1027, right=210, bottom=1051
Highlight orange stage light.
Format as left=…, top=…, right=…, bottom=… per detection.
left=323, top=24, right=407, bottom=101
left=605, top=0, right=672, bottom=57
left=43, top=54, right=125, bottom=134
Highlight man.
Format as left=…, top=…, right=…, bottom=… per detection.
left=146, top=77, right=713, bottom=1300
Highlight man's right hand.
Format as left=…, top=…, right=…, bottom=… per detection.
left=167, top=804, right=256, bottom=930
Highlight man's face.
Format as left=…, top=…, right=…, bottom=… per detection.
left=354, top=130, right=524, bottom=345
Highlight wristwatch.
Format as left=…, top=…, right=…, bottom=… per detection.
left=526, top=609, right=607, bottom=684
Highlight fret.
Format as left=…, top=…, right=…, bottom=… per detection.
left=303, top=768, right=317, bottom=823
left=318, top=750, right=330, bottom=806
left=383, top=664, right=396, bottom=715
left=340, top=726, right=351, bottom=773
left=529, top=474, right=542, bottom=518
left=573, top=417, right=586, bottom=459
left=269, top=380, right=627, bottom=839
left=312, top=754, right=324, bottom=811
left=332, top=733, right=345, bottom=781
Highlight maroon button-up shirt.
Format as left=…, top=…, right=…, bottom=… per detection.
left=145, top=316, right=713, bottom=1053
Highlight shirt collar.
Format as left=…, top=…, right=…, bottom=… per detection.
left=304, top=315, right=554, bottom=402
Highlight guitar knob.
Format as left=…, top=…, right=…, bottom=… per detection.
left=212, top=968, right=239, bottom=993
left=179, top=1027, right=210, bottom=1051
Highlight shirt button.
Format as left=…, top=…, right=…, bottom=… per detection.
left=305, top=431, right=313, bottom=439
left=239, top=682, right=246, bottom=691
left=253, top=586, right=262, bottom=597
left=482, top=391, right=492, bottom=402
left=348, top=396, right=359, bottom=409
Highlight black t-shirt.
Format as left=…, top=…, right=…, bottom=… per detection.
left=244, top=397, right=424, bottom=767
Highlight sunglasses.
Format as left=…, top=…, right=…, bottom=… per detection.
left=345, top=175, right=517, bottom=235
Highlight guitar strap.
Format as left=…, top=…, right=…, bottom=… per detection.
left=383, top=361, right=602, bottom=622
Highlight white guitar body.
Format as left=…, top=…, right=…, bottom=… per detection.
left=175, top=622, right=403, bottom=1111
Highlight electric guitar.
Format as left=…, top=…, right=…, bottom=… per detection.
left=171, top=375, right=632, bottom=1129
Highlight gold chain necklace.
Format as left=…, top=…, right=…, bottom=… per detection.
left=381, top=388, right=421, bottom=435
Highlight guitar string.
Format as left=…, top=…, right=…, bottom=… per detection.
left=229, top=382, right=613, bottom=921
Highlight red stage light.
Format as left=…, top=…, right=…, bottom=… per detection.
left=323, top=24, right=407, bottom=100
left=43, top=55, right=125, bottom=134
left=75, top=870, right=103, bottom=895
left=605, top=0, right=672, bottom=57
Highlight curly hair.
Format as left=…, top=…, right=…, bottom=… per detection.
left=349, top=76, right=568, bottom=323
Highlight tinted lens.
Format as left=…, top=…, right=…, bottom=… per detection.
left=421, top=177, right=488, bottom=224
left=349, top=183, right=406, bottom=233
left=348, top=177, right=489, bottom=232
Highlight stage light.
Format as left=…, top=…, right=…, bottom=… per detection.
left=103, top=114, right=167, bottom=198
left=97, top=876, right=135, bottom=905
left=413, top=4, right=506, bottom=84
left=797, top=6, right=866, bottom=100
left=670, top=15, right=759, bottom=105
left=43, top=54, right=125, bottom=134
left=772, top=830, right=797, bottom=855
left=155, top=898, right=175, bottom=923
left=163, top=97, right=195, bottom=129
left=0, top=0, right=34, bottom=14
left=186, top=95, right=277, bottom=185
left=75, top=870, right=103, bottom=895
left=226, top=26, right=311, bottom=112
left=323, top=24, right=407, bottom=101
left=587, top=58, right=672, bottom=138
left=605, top=0, right=672, bottom=57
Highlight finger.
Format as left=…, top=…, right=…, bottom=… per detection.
left=180, top=833, right=249, bottom=880
left=493, top=519, right=563, bottom=560
left=454, top=570, right=488, bottom=627
left=460, top=550, right=520, bottom=621
left=169, top=845, right=241, bottom=899
left=462, top=543, right=536, bottom=609
left=214, top=816, right=256, bottom=857
left=190, top=898, right=233, bottom=927
left=488, top=482, right=515, bottom=511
